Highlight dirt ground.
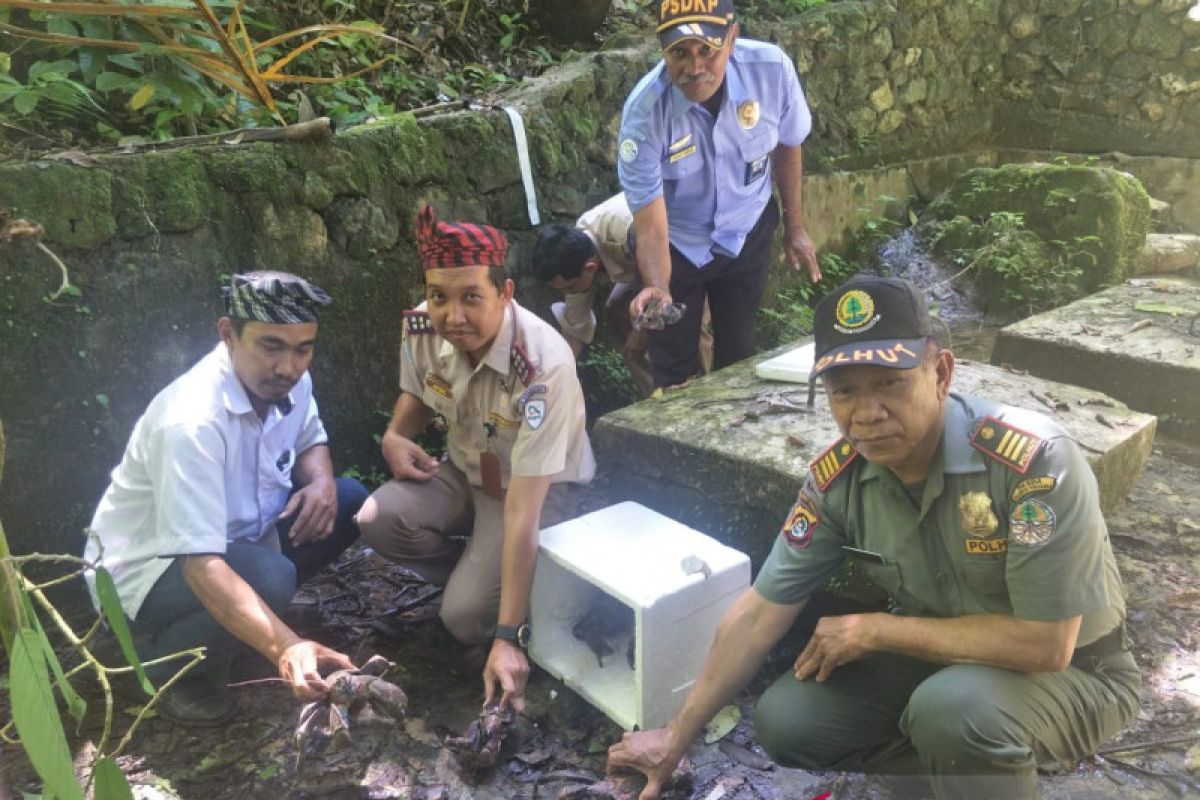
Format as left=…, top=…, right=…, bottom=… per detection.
left=2, top=430, right=1199, bottom=800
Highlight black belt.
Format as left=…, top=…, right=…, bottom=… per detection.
left=1071, top=622, right=1129, bottom=668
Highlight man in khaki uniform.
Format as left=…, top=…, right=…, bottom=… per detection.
left=532, top=192, right=712, bottom=396
left=357, top=206, right=595, bottom=712
left=608, top=277, right=1138, bottom=800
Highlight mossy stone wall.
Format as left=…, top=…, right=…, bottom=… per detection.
left=0, top=1, right=1197, bottom=557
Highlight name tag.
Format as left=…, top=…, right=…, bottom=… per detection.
left=841, top=545, right=885, bottom=564
left=744, top=155, right=768, bottom=185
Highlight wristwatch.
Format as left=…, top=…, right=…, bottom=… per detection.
left=495, top=622, right=531, bottom=649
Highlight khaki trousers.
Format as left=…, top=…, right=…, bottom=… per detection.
left=356, top=461, right=570, bottom=644
left=753, top=649, right=1140, bottom=800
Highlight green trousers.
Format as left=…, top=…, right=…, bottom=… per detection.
left=753, top=650, right=1140, bottom=800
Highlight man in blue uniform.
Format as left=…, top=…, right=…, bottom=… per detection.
left=618, top=0, right=821, bottom=387
left=608, top=277, right=1139, bottom=799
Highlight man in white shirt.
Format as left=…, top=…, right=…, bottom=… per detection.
left=85, top=271, right=368, bottom=725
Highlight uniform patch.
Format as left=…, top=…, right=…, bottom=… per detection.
left=737, top=100, right=761, bottom=129
left=834, top=289, right=879, bottom=333
left=781, top=495, right=819, bottom=548
left=514, top=383, right=547, bottom=415
left=970, top=417, right=1043, bottom=474
left=1010, top=498, right=1056, bottom=546
left=810, top=438, right=858, bottom=492
left=964, top=538, right=1008, bottom=555
left=487, top=410, right=521, bottom=430
left=424, top=374, right=454, bottom=400
left=524, top=398, right=547, bottom=430
left=669, top=144, right=697, bottom=163
left=276, top=449, right=292, bottom=473
left=1011, top=475, right=1057, bottom=502
left=619, top=138, right=639, bottom=163
left=958, top=491, right=998, bottom=537
left=403, top=310, right=434, bottom=335
left=510, top=343, right=537, bottom=387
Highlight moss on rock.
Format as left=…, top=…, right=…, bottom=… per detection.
left=113, top=149, right=211, bottom=238
left=0, top=163, right=115, bottom=250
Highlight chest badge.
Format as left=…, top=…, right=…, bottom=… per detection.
left=737, top=100, right=760, bottom=129
left=958, top=492, right=998, bottom=537
left=276, top=449, right=292, bottom=473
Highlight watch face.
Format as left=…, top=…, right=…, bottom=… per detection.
left=517, top=623, right=531, bottom=648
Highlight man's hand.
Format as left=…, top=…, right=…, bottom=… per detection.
left=784, top=224, right=821, bottom=283
left=793, top=613, right=879, bottom=682
left=482, top=638, right=530, bottom=714
left=629, top=286, right=672, bottom=322
left=279, top=476, right=337, bottom=546
left=607, top=728, right=683, bottom=800
left=278, top=639, right=355, bottom=701
left=381, top=428, right=438, bottom=481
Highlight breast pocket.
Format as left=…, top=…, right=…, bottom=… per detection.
left=739, top=129, right=778, bottom=187
left=422, top=389, right=457, bottom=425
left=661, top=150, right=705, bottom=205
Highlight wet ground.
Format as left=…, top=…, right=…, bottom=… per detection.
left=2, top=428, right=1199, bottom=799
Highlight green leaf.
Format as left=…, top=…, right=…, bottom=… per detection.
left=93, top=757, right=134, bottom=800
left=94, top=568, right=154, bottom=696
left=18, top=593, right=87, bottom=730
left=702, top=703, right=741, bottom=744
left=129, top=83, right=156, bottom=111
left=258, top=763, right=279, bottom=780
left=107, top=54, right=143, bottom=72
left=11, top=628, right=85, bottom=800
left=13, top=91, right=38, bottom=115
left=0, top=52, right=10, bottom=75
left=1134, top=302, right=1194, bottom=316
left=94, top=72, right=132, bottom=93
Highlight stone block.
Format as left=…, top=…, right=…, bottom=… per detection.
left=530, top=502, right=750, bottom=730
left=1134, top=234, right=1200, bottom=274
left=992, top=278, right=1200, bottom=440
left=593, top=349, right=1157, bottom=569
left=0, top=162, right=115, bottom=250
left=1131, top=12, right=1185, bottom=56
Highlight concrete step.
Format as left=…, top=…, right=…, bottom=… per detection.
left=594, top=347, right=1157, bottom=572
left=1135, top=233, right=1200, bottom=275
left=992, top=277, right=1200, bottom=441
left=1149, top=196, right=1172, bottom=225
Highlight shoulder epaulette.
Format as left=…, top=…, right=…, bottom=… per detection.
left=810, top=437, right=859, bottom=492
left=510, top=342, right=538, bottom=387
left=403, top=310, right=434, bottom=336
left=970, top=416, right=1043, bottom=474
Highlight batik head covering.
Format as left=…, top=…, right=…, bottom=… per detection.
left=415, top=205, right=508, bottom=270
left=223, top=271, right=331, bottom=323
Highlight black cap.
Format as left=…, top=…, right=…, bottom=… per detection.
left=657, top=0, right=734, bottom=50
left=811, top=277, right=933, bottom=378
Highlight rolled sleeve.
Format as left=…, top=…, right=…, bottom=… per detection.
left=511, top=362, right=584, bottom=477
left=149, top=422, right=228, bottom=557
left=617, top=81, right=666, bottom=212
left=1005, top=437, right=1111, bottom=621
left=558, top=290, right=598, bottom=344
left=754, top=482, right=846, bottom=605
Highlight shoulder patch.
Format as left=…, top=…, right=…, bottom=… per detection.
left=810, top=438, right=859, bottom=492
left=403, top=310, right=434, bottom=336
left=970, top=416, right=1043, bottom=474
left=781, top=493, right=819, bottom=549
left=510, top=342, right=538, bottom=387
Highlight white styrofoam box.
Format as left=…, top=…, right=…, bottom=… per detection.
left=754, top=340, right=815, bottom=384
left=529, top=501, right=751, bottom=730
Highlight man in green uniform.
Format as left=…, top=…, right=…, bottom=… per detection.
left=608, top=276, right=1139, bottom=799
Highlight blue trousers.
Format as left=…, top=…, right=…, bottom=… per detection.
left=130, top=477, right=367, bottom=683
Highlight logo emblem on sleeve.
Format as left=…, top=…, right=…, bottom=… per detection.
left=1009, top=499, right=1056, bottom=546
left=524, top=398, right=547, bottom=430
left=619, top=138, right=639, bottom=163
left=781, top=496, right=819, bottom=548
left=1011, top=476, right=1057, bottom=502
